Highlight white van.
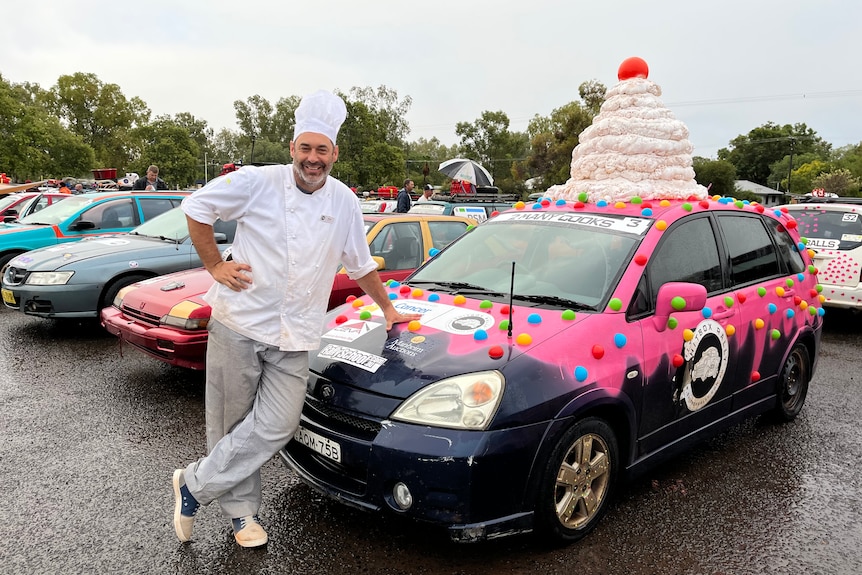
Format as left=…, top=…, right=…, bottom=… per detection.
left=784, top=199, right=862, bottom=310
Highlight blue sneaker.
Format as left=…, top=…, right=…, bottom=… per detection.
left=232, top=515, right=268, bottom=548
left=172, top=469, right=199, bottom=542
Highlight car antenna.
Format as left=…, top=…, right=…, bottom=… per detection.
left=507, top=261, right=515, bottom=338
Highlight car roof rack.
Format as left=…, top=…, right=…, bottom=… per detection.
left=430, top=189, right=517, bottom=203
left=793, top=196, right=862, bottom=205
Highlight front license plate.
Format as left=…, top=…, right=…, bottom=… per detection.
left=1, top=288, right=16, bottom=305
left=293, top=425, right=341, bottom=463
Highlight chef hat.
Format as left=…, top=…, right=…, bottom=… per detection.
left=293, top=90, right=347, bottom=145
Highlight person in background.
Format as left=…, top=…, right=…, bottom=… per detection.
left=132, top=165, right=168, bottom=190
left=172, top=89, right=421, bottom=549
left=417, top=184, right=434, bottom=202
left=58, top=181, right=71, bottom=194
left=74, top=183, right=84, bottom=194
left=396, top=179, right=413, bottom=212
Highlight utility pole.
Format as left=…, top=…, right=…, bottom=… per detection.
left=787, top=137, right=795, bottom=194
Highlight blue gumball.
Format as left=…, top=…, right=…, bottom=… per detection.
left=574, top=366, right=588, bottom=382
left=614, top=333, right=627, bottom=348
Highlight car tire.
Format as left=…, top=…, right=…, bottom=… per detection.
left=0, top=251, right=23, bottom=272
left=771, top=342, right=810, bottom=422
left=100, top=274, right=150, bottom=310
left=535, top=417, right=618, bottom=543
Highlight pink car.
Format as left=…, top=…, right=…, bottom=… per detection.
left=277, top=197, right=823, bottom=543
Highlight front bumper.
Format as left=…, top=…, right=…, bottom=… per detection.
left=100, top=306, right=208, bottom=370
left=280, top=400, right=551, bottom=542
left=2, top=282, right=102, bottom=317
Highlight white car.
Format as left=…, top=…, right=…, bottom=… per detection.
left=783, top=199, right=862, bottom=310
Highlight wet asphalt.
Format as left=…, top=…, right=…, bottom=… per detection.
left=1, top=305, right=860, bottom=575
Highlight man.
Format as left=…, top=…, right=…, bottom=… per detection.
left=395, top=179, right=413, bottom=212
left=132, top=165, right=168, bottom=190
left=73, top=183, right=84, bottom=194
left=172, top=90, right=420, bottom=548
left=417, top=183, right=434, bottom=202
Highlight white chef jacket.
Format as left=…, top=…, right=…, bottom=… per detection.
left=182, top=164, right=377, bottom=351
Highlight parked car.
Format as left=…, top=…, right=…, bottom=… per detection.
left=782, top=199, right=862, bottom=310
left=0, top=190, right=189, bottom=271
left=1, top=207, right=235, bottom=319
left=101, top=213, right=474, bottom=370
left=408, top=195, right=515, bottom=224
left=279, top=198, right=823, bottom=544
left=0, top=191, right=70, bottom=222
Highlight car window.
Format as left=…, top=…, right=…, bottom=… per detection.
left=716, top=214, right=781, bottom=286
left=428, top=221, right=468, bottom=251
left=369, top=221, right=422, bottom=271
left=131, top=207, right=189, bottom=239
left=140, top=198, right=182, bottom=222
left=81, top=199, right=135, bottom=229
left=0, top=194, right=26, bottom=212
left=213, top=219, right=238, bottom=243
left=788, top=207, right=862, bottom=251
left=647, top=216, right=722, bottom=305
left=18, top=195, right=93, bottom=225
left=764, top=216, right=806, bottom=274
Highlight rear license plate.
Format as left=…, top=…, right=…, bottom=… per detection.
left=293, top=425, right=341, bottom=463
left=1, top=288, right=16, bottom=305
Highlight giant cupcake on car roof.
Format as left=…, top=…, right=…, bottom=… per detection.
left=546, top=57, right=709, bottom=203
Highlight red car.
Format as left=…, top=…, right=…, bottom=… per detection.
left=0, top=191, right=70, bottom=222
left=101, top=213, right=474, bottom=369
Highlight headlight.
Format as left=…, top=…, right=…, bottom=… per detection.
left=112, top=284, right=138, bottom=308
left=25, top=271, right=74, bottom=285
left=161, top=302, right=212, bottom=330
left=390, top=370, right=504, bottom=430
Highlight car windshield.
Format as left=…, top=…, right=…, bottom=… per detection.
left=17, top=195, right=95, bottom=225
left=129, top=206, right=189, bottom=241
left=408, top=204, right=445, bottom=215
left=408, top=212, right=643, bottom=309
left=788, top=207, right=862, bottom=251
left=0, top=194, right=27, bottom=212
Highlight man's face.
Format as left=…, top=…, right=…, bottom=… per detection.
left=146, top=170, right=157, bottom=182
left=406, top=181, right=415, bottom=192
left=290, top=132, right=338, bottom=191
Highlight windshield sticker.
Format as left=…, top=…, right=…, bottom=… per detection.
left=452, top=206, right=488, bottom=222
left=323, top=319, right=382, bottom=342
left=319, top=344, right=387, bottom=373
left=491, top=211, right=651, bottom=235
left=366, top=300, right=496, bottom=335
left=806, top=238, right=841, bottom=250
left=842, top=213, right=859, bottom=222
left=841, top=234, right=862, bottom=242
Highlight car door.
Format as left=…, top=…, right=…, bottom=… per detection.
left=717, top=213, right=808, bottom=410
left=631, top=213, right=742, bottom=456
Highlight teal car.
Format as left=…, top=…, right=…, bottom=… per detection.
left=0, top=190, right=188, bottom=271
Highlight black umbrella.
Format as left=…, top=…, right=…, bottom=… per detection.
left=438, top=158, right=494, bottom=187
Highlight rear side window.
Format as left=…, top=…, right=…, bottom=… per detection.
left=764, top=217, right=805, bottom=275
left=140, top=198, right=182, bottom=222
left=716, top=214, right=781, bottom=286
left=789, top=208, right=862, bottom=251
left=428, top=221, right=468, bottom=250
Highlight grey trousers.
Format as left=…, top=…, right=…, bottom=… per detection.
left=184, top=319, right=308, bottom=519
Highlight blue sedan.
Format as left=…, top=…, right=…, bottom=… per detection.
left=1, top=207, right=235, bottom=318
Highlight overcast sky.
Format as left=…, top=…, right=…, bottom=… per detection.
left=3, top=0, right=860, bottom=159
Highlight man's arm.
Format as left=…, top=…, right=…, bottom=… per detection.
left=354, top=270, right=421, bottom=329
left=187, top=216, right=252, bottom=292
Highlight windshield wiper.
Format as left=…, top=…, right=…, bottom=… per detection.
left=407, top=280, right=507, bottom=296
left=511, top=294, right=588, bottom=309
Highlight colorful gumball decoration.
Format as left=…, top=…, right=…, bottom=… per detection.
left=335, top=315, right=348, bottom=324
left=591, top=345, right=604, bottom=359
left=672, top=354, right=684, bottom=368
left=618, top=56, right=649, bottom=80
left=488, top=345, right=504, bottom=359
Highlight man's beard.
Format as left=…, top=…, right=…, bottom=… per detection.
left=293, top=158, right=332, bottom=189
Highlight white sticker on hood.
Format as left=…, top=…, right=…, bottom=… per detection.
left=318, top=344, right=387, bottom=373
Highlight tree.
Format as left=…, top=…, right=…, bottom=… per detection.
left=455, top=111, right=530, bottom=194
left=783, top=159, right=830, bottom=195
left=523, top=100, right=596, bottom=191
left=579, top=80, right=606, bottom=115
left=717, top=122, right=829, bottom=188
left=130, top=116, right=201, bottom=188
left=49, top=73, right=150, bottom=170
left=0, top=74, right=94, bottom=180
left=692, top=157, right=737, bottom=197
left=811, top=168, right=861, bottom=197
